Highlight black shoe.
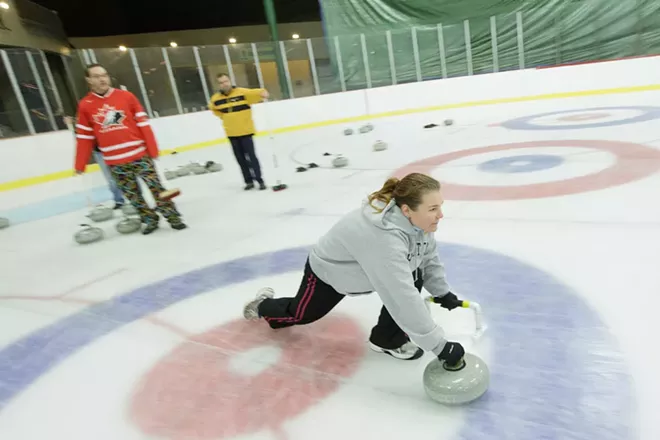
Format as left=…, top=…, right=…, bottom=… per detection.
left=258, top=182, right=267, bottom=190
left=142, top=222, right=159, bottom=235
left=113, top=202, right=124, bottom=210
left=244, top=183, right=255, bottom=191
left=171, top=222, right=187, bottom=230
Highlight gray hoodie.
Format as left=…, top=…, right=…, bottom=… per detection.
left=308, top=198, right=451, bottom=356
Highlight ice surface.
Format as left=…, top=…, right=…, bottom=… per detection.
left=0, top=90, right=659, bottom=440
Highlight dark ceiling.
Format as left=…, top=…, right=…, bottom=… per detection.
left=30, top=0, right=322, bottom=37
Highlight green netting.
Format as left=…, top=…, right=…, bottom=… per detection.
left=318, top=0, right=660, bottom=89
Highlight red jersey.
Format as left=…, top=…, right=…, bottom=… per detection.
left=74, top=88, right=159, bottom=172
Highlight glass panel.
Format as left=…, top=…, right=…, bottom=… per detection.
left=494, top=13, right=521, bottom=72
left=635, top=0, right=660, bottom=58
left=0, top=53, right=30, bottom=138
left=282, top=39, right=315, bottom=98
left=416, top=26, right=443, bottom=81
left=442, top=22, right=469, bottom=78
left=68, top=51, right=91, bottom=101
left=165, top=46, right=207, bottom=113
left=133, top=47, right=178, bottom=117
left=6, top=49, right=50, bottom=134
left=389, top=28, right=417, bottom=85
left=523, top=8, right=564, bottom=68
left=308, top=37, right=342, bottom=95
left=253, top=41, right=284, bottom=100
left=92, top=48, right=142, bottom=98
left=467, top=17, right=495, bottom=75
left=44, top=53, right=78, bottom=120
left=363, top=32, right=392, bottom=88
left=27, top=50, right=66, bottom=130
left=336, top=33, right=366, bottom=91
left=225, top=42, right=261, bottom=91
left=196, top=45, right=231, bottom=100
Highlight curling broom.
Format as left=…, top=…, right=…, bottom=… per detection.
left=261, top=98, right=287, bottom=191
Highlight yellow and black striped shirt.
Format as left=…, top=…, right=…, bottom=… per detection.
left=208, top=87, right=265, bottom=137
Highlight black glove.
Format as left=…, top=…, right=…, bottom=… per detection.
left=437, top=341, right=465, bottom=367
left=429, top=292, right=463, bottom=310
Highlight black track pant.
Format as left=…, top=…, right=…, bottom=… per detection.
left=257, top=259, right=424, bottom=350
left=228, top=134, right=263, bottom=185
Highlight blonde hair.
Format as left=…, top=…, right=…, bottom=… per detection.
left=368, top=172, right=441, bottom=213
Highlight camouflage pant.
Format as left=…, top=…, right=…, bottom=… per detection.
left=109, top=156, right=182, bottom=225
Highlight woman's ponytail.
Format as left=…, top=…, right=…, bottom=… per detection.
left=367, top=177, right=400, bottom=212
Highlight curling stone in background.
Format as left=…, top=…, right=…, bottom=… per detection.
left=74, top=224, right=104, bottom=245
left=176, top=165, right=192, bottom=177
left=332, top=155, right=349, bottom=168
left=87, top=204, right=113, bottom=222
left=423, top=352, right=489, bottom=405
left=343, top=128, right=354, bottom=136
left=444, top=119, right=454, bottom=126
left=189, top=162, right=208, bottom=175
left=0, top=217, right=9, bottom=229
left=359, top=123, right=374, bottom=134
left=164, top=169, right=179, bottom=180
left=121, top=204, right=138, bottom=216
left=373, top=140, right=388, bottom=152
left=115, top=216, right=142, bottom=234
left=205, top=161, right=223, bottom=172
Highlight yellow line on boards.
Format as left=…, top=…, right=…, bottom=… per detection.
left=1, top=82, right=659, bottom=192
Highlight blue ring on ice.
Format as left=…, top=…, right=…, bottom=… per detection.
left=477, top=154, right=565, bottom=174
left=0, top=244, right=636, bottom=440
left=500, top=106, right=660, bottom=130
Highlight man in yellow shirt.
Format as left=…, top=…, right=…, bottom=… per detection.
left=209, top=73, right=270, bottom=190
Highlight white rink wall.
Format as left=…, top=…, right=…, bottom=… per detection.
left=0, top=55, right=659, bottom=186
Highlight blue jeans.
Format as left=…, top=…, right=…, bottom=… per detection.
left=93, top=149, right=124, bottom=204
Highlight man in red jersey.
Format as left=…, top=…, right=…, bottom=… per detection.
left=74, top=64, right=186, bottom=235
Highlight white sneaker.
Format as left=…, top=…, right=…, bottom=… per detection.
left=243, top=287, right=275, bottom=320
left=369, top=340, right=424, bottom=360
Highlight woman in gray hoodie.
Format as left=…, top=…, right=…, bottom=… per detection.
left=243, top=172, right=465, bottom=365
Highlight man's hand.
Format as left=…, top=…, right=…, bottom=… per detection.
left=260, top=89, right=270, bottom=99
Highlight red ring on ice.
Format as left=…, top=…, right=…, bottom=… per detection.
left=392, top=140, right=660, bottom=200
left=130, top=315, right=365, bottom=440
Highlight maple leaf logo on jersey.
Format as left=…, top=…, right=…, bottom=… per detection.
left=93, top=104, right=127, bottom=132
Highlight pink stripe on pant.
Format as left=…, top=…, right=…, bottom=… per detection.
left=264, top=272, right=318, bottom=323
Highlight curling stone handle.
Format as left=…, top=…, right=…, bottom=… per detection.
left=424, top=296, right=486, bottom=339
left=443, top=356, right=467, bottom=372
left=461, top=301, right=485, bottom=333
